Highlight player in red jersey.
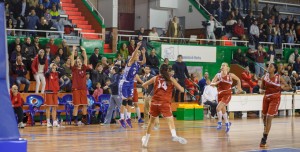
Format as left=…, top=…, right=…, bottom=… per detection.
left=70, top=46, right=89, bottom=126
left=141, top=64, right=187, bottom=148
left=259, top=63, right=291, bottom=147
left=45, top=63, right=60, bottom=128
left=211, top=62, right=243, bottom=133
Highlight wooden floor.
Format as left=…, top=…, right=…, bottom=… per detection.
left=20, top=117, right=300, bottom=152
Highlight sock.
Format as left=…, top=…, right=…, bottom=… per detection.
left=144, top=133, right=151, bottom=145
left=127, top=112, right=131, bottom=119
left=47, top=119, right=50, bottom=123
left=136, top=107, right=141, bottom=119
left=170, top=129, right=177, bottom=137
left=223, top=113, right=229, bottom=123
left=263, top=134, right=268, bottom=140
left=120, top=113, right=124, bottom=120
left=217, top=111, right=223, bottom=122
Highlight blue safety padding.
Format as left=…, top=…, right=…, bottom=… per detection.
left=0, top=139, right=27, bottom=152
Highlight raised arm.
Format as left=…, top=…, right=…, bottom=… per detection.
left=171, top=77, right=184, bottom=92
left=80, top=46, right=87, bottom=65
left=128, top=42, right=142, bottom=66
left=142, top=76, right=156, bottom=89
left=230, top=73, right=243, bottom=93
left=70, top=46, right=76, bottom=67
left=280, top=76, right=292, bottom=91
left=135, top=75, right=144, bottom=84
left=140, top=47, right=146, bottom=65
left=210, top=74, right=220, bottom=86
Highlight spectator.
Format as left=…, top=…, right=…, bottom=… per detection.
left=173, top=55, right=190, bottom=102
left=37, top=17, right=53, bottom=37
left=26, top=9, right=39, bottom=36
left=254, top=45, right=267, bottom=78
left=241, top=66, right=257, bottom=93
left=282, top=70, right=292, bottom=89
left=147, top=49, right=159, bottom=75
left=259, top=23, right=267, bottom=42
left=92, top=82, right=103, bottom=102
left=290, top=71, right=300, bottom=90
left=185, top=73, right=199, bottom=101
left=288, top=49, right=299, bottom=64
left=101, top=57, right=109, bottom=74
left=56, top=48, right=66, bottom=64
left=119, top=43, right=129, bottom=60
left=10, top=44, right=22, bottom=64
left=12, top=55, right=30, bottom=93
left=32, top=36, right=42, bottom=55
left=31, top=49, right=48, bottom=93
left=137, top=27, right=146, bottom=36
left=278, top=63, right=285, bottom=75
left=205, top=0, right=215, bottom=16
left=46, top=38, right=59, bottom=56
left=62, top=58, right=72, bottom=91
left=266, top=23, right=273, bottom=42
left=225, top=15, right=237, bottom=27
left=232, top=48, right=245, bottom=65
left=242, top=0, right=249, bottom=14
left=43, top=0, right=51, bottom=9
left=285, top=64, right=293, bottom=76
left=89, top=48, right=102, bottom=69
left=256, top=13, right=265, bottom=26
left=270, top=5, right=279, bottom=18
left=103, top=79, right=111, bottom=94
left=35, top=3, right=45, bottom=18
left=250, top=20, right=259, bottom=48
left=128, top=39, right=136, bottom=56
left=267, top=45, right=276, bottom=63
left=293, top=57, right=300, bottom=74
left=7, top=18, right=15, bottom=36
left=198, top=72, right=210, bottom=95
left=244, top=12, right=254, bottom=30
left=233, top=19, right=245, bottom=40
left=45, top=46, right=53, bottom=65
left=163, top=58, right=170, bottom=66
left=52, top=55, right=64, bottom=67
left=86, top=73, right=92, bottom=95
left=28, top=0, right=39, bottom=10
left=250, top=0, right=258, bottom=15
left=201, top=80, right=218, bottom=118
left=114, top=54, right=125, bottom=69
left=273, top=24, right=282, bottom=49
left=8, top=38, right=21, bottom=59
left=21, top=37, right=36, bottom=74
left=10, top=85, right=25, bottom=128
left=167, top=16, right=180, bottom=42
left=58, top=40, right=71, bottom=59
left=44, top=8, right=52, bottom=22
left=148, top=27, right=160, bottom=41
left=206, top=15, right=216, bottom=45
left=215, top=0, right=223, bottom=22
left=91, top=63, right=108, bottom=88
left=262, top=3, right=270, bottom=19
left=286, top=24, right=297, bottom=43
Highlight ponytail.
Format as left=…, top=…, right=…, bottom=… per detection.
left=160, top=64, right=171, bottom=83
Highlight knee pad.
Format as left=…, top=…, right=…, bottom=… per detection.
left=122, top=100, right=128, bottom=106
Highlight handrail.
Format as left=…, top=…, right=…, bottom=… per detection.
left=259, top=0, right=300, bottom=7
left=282, top=43, right=300, bottom=49
left=118, top=30, right=135, bottom=33
left=84, top=0, right=105, bottom=25
left=194, top=0, right=223, bottom=28
left=79, top=32, right=103, bottom=39
left=118, top=34, right=249, bottom=46
left=6, top=29, right=64, bottom=38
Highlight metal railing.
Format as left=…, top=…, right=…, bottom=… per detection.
left=260, top=0, right=300, bottom=7
left=194, top=0, right=224, bottom=29
left=85, top=0, right=105, bottom=25
left=118, top=34, right=249, bottom=46
left=282, top=43, right=300, bottom=49
left=6, top=29, right=65, bottom=38
left=118, top=30, right=135, bottom=34
left=79, top=32, right=103, bottom=39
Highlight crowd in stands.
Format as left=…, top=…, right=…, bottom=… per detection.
left=5, top=0, right=72, bottom=37
left=203, top=1, right=300, bottom=48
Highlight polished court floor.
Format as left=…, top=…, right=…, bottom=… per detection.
left=20, top=117, right=300, bottom=152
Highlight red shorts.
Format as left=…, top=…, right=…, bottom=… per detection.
left=133, top=89, right=138, bottom=102
left=218, top=93, right=232, bottom=105
left=73, top=90, right=88, bottom=105
left=45, top=93, right=58, bottom=106
left=149, top=102, right=172, bottom=118
left=262, top=94, right=281, bottom=116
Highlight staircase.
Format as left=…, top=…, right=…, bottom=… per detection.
left=61, top=0, right=102, bottom=39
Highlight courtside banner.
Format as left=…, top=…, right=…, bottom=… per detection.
left=161, top=44, right=216, bottom=62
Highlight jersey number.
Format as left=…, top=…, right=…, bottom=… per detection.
left=158, top=80, right=167, bottom=90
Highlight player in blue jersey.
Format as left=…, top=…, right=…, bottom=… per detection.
left=119, top=42, right=146, bottom=128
